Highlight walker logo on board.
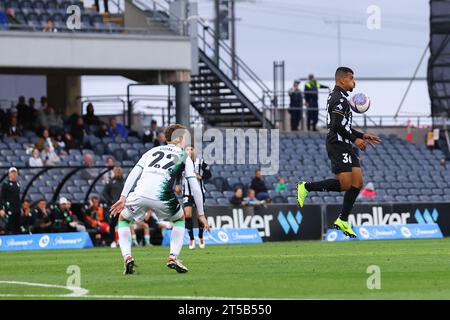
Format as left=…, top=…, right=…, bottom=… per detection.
left=414, top=209, right=438, bottom=224
left=348, top=207, right=410, bottom=226
left=277, top=211, right=302, bottom=235
left=207, top=208, right=273, bottom=237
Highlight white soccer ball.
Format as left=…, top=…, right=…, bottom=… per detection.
left=349, top=92, right=371, bottom=113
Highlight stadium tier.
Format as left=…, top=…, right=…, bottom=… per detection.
left=3, top=130, right=449, bottom=205
left=0, top=0, right=119, bottom=32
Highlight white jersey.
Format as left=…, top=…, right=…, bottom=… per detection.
left=133, top=144, right=196, bottom=200
left=182, top=157, right=207, bottom=196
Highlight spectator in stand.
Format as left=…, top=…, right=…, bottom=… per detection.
left=96, top=121, right=110, bottom=138
left=39, top=96, right=48, bottom=111
left=71, top=116, right=88, bottom=148
left=288, top=80, right=303, bottom=131
left=229, top=187, right=246, bottom=207
left=304, top=74, right=329, bottom=131
left=54, top=133, right=67, bottom=155
left=250, top=168, right=270, bottom=201
left=83, top=103, right=100, bottom=127
left=81, top=153, right=98, bottom=180
left=0, top=5, right=8, bottom=31
left=28, top=97, right=36, bottom=110
left=20, top=199, right=34, bottom=234
left=4, top=113, right=23, bottom=137
left=41, top=145, right=60, bottom=166
left=36, top=128, right=60, bottom=165
left=275, top=176, right=287, bottom=193
left=37, top=104, right=62, bottom=134
left=84, top=195, right=110, bottom=246
left=102, top=166, right=124, bottom=245
left=243, top=189, right=264, bottom=205
left=16, top=96, right=34, bottom=130
left=102, top=157, right=116, bottom=184
left=154, top=132, right=167, bottom=147
left=95, top=0, right=109, bottom=13
left=29, top=148, right=44, bottom=167
left=359, top=182, right=377, bottom=200
left=102, top=166, right=124, bottom=205
left=0, top=167, right=21, bottom=234
left=32, top=199, right=52, bottom=233
left=6, top=7, right=20, bottom=30
left=142, top=119, right=160, bottom=144
left=436, top=130, right=450, bottom=166
left=0, top=207, right=7, bottom=234
left=51, top=197, right=86, bottom=233
left=62, top=132, right=77, bottom=151
left=43, top=18, right=56, bottom=32
left=108, top=116, right=128, bottom=140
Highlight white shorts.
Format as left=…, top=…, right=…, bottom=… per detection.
left=121, top=192, right=184, bottom=222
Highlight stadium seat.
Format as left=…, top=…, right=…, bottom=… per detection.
left=223, top=191, right=234, bottom=198
left=272, top=195, right=287, bottom=204
left=205, top=198, right=217, bottom=206
left=217, top=198, right=229, bottom=205
left=210, top=191, right=223, bottom=199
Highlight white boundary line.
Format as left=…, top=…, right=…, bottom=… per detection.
left=0, top=281, right=89, bottom=297
left=0, top=280, right=284, bottom=300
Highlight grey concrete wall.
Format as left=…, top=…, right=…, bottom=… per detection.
left=0, top=31, right=191, bottom=72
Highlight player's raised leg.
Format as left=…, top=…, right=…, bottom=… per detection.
left=117, top=214, right=136, bottom=275
left=296, top=179, right=341, bottom=207
left=333, top=168, right=362, bottom=238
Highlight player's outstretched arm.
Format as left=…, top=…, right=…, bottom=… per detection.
left=363, top=133, right=382, bottom=146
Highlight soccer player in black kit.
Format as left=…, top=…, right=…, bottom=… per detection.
left=296, top=67, right=381, bottom=237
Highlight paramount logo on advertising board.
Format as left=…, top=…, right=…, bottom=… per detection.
left=54, top=237, right=83, bottom=245
left=7, top=239, right=33, bottom=247
left=348, top=207, right=410, bottom=226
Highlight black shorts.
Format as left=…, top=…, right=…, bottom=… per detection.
left=326, top=142, right=361, bottom=174
left=182, top=195, right=195, bottom=208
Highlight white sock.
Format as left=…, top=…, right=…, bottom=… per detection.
left=169, top=226, right=185, bottom=258
left=118, top=226, right=132, bottom=261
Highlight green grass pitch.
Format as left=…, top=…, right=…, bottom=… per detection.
left=1, top=238, right=450, bottom=299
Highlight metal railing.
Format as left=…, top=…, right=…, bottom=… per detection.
left=263, top=106, right=433, bottom=130
left=195, top=19, right=274, bottom=115
left=77, top=93, right=203, bottom=128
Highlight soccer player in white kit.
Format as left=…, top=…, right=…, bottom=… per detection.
left=110, top=124, right=210, bottom=274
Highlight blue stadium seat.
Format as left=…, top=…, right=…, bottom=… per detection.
left=210, top=191, right=223, bottom=199
left=205, top=198, right=217, bottom=206
left=217, top=198, right=229, bottom=205
left=223, top=191, right=234, bottom=198
left=272, top=195, right=287, bottom=204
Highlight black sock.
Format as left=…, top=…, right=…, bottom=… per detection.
left=305, top=179, right=341, bottom=192
left=197, top=219, right=204, bottom=239
left=185, top=216, right=194, bottom=240
left=339, top=187, right=361, bottom=221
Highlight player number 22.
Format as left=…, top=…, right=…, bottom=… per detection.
left=148, top=151, right=179, bottom=170
left=342, top=153, right=352, bottom=164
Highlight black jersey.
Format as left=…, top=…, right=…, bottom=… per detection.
left=326, top=86, right=363, bottom=145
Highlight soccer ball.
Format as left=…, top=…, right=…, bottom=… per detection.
left=349, top=92, right=371, bottom=113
